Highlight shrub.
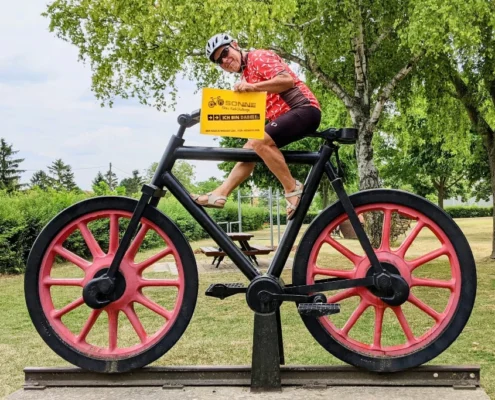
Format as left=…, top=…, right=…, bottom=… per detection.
left=0, top=199, right=27, bottom=274
left=0, top=190, right=286, bottom=274
left=444, top=206, right=493, bottom=218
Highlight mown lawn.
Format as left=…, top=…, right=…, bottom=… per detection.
left=1, top=217, right=494, bottom=399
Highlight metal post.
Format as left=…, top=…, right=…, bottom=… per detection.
left=238, top=189, right=242, bottom=233
left=276, top=189, right=280, bottom=245
left=269, top=187, right=273, bottom=249
left=251, top=311, right=281, bottom=392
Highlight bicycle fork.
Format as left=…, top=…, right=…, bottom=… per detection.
left=82, top=183, right=166, bottom=309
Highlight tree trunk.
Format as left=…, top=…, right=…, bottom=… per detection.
left=356, top=124, right=380, bottom=190
left=438, top=185, right=445, bottom=209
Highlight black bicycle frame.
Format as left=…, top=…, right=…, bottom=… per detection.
left=106, top=110, right=384, bottom=284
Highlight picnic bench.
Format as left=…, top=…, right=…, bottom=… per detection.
left=199, top=232, right=273, bottom=268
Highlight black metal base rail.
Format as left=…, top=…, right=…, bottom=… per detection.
left=24, top=365, right=480, bottom=390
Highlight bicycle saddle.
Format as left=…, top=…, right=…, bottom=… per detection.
left=306, top=128, right=358, bottom=144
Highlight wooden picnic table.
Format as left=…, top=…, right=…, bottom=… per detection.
left=200, top=232, right=273, bottom=268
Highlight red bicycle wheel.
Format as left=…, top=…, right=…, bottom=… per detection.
left=293, top=189, right=476, bottom=371
left=25, top=197, right=198, bottom=372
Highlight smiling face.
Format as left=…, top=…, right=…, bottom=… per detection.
left=213, top=42, right=242, bottom=73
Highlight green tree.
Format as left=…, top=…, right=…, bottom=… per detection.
left=92, top=171, right=105, bottom=189
left=377, top=90, right=481, bottom=208
left=0, top=139, right=25, bottom=192
left=171, top=160, right=196, bottom=192
left=377, top=132, right=475, bottom=209
left=93, top=181, right=126, bottom=196
left=144, top=160, right=196, bottom=192
left=44, top=0, right=495, bottom=247
left=145, top=162, right=158, bottom=182
left=195, top=177, right=223, bottom=195
left=47, top=159, right=79, bottom=191
left=119, top=169, right=144, bottom=196
left=43, top=0, right=441, bottom=192
left=412, top=0, right=495, bottom=258
left=30, top=170, right=52, bottom=191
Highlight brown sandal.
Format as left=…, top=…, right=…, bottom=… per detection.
left=285, top=180, right=304, bottom=221
left=191, top=192, right=227, bottom=209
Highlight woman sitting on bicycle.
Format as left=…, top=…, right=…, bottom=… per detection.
left=192, top=33, right=321, bottom=220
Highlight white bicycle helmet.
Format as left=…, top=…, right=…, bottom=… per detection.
left=206, top=33, right=234, bottom=62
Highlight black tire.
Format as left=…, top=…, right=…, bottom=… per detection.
left=25, top=196, right=198, bottom=373
left=293, top=189, right=476, bottom=372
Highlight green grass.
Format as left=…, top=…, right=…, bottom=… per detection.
left=1, top=217, right=495, bottom=398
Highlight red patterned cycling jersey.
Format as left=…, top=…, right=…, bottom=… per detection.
left=242, top=49, right=320, bottom=121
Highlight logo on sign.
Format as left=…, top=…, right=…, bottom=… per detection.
left=208, top=96, right=225, bottom=108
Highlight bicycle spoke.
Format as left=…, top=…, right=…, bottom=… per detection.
left=52, top=297, right=85, bottom=319
left=408, top=294, right=442, bottom=322
left=324, top=236, right=361, bottom=264
left=135, top=248, right=173, bottom=273
left=380, top=209, right=393, bottom=252
left=408, top=246, right=447, bottom=271
left=126, top=223, right=150, bottom=261
left=78, top=222, right=105, bottom=259
left=138, top=278, right=180, bottom=288
left=54, top=245, right=91, bottom=270
left=135, top=294, right=172, bottom=320
left=123, top=305, right=148, bottom=343
left=326, top=288, right=359, bottom=304
left=341, top=301, right=368, bottom=335
left=373, top=306, right=385, bottom=349
left=43, top=278, right=84, bottom=287
left=77, top=309, right=102, bottom=343
left=396, top=221, right=425, bottom=258
left=108, top=310, right=119, bottom=351
left=108, top=214, right=120, bottom=255
left=313, top=267, right=355, bottom=279
left=392, top=306, right=417, bottom=344
left=411, top=277, right=455, bottom=290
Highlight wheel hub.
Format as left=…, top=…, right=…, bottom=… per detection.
left=365, top=262, right=409, bottom=306
left=83, top=268, right=127, bottom=309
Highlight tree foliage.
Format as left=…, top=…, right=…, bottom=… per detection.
left=376, top=92, right=482, bottom=208
left=0, top=139, right=25, bottom=192
left=30, top=170, right=52, bottom=191
left=47, top=159, right=79, bottom=192
left=43, top=0, right=455, bottom=191
left=119, top=169, right=144, bottom=196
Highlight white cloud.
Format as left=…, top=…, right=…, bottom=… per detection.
left=0, top=0, right=225, bottom=190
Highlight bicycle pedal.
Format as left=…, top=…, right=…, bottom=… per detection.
left=298, top=303, right=340, bottom=317
left=205, top=283, right=247, bottom=300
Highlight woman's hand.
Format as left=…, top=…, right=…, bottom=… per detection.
left=234, top=81, right=257, bottom=92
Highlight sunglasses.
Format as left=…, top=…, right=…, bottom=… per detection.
left=214, top=46, right=230, bottom=65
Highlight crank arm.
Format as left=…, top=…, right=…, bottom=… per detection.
left=259, top=291, right=314, bottom=303
left=284, top=276, right=375, bottom=295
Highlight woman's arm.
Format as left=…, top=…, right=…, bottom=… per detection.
left=234, top=73, right=294, bottom=94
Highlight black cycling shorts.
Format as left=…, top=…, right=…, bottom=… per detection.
left=265, top=106, right=321, bottom=148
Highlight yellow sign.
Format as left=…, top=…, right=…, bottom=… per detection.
left=200, top=88, right=266, bottom=139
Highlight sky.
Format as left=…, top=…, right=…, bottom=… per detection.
left=0, top=1, right=224, bottom=191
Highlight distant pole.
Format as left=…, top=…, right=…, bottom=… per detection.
left=269, top=187, right=273, bottom=249
left=238, top=189, right=242, bottom=232
left=276, top=190, right=280, bottom=245
left=109, top=162, right=113, bottom=190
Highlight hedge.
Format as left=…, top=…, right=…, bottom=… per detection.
left=444, top=206, right=492, bottom=218
left=0, top=191, right=268, bottom=274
